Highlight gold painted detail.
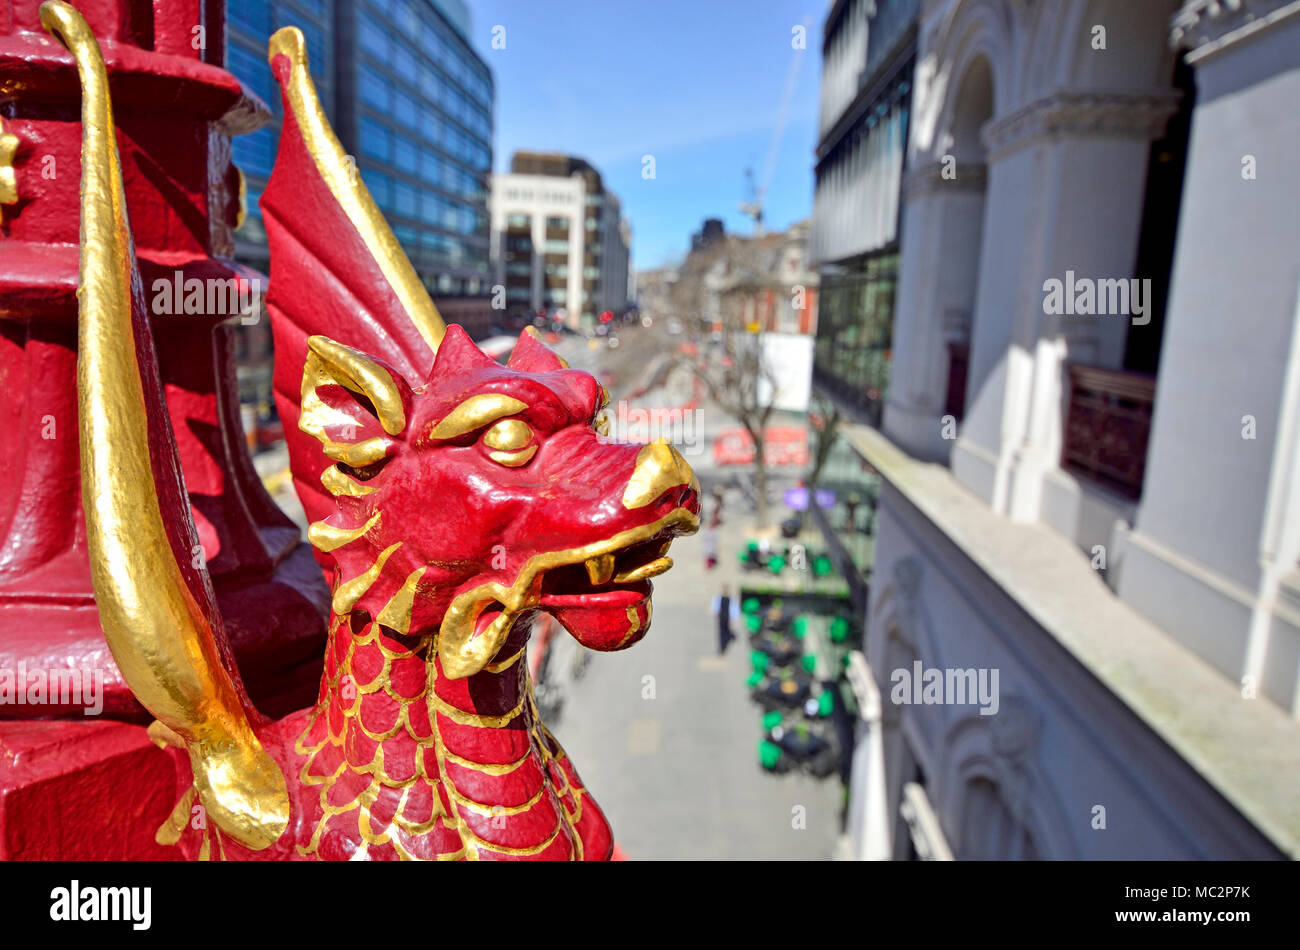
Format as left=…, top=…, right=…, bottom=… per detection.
left=299, top=336, right=406, bottom=471
left=438, top=507, right=698, bottom=679
left=308, top=511, right=380, bottom=553
left=489, top=444, right=537, bottom=467
left=321, top=436, right=390, bottom=467
left=375, top=566, right=427, bottom=636
left=293, top=614, right=577, bottom=860
left=483, top=418, right=531, bottom=451
left=331, top=542, right=401, bottom=615
left=305, top=336, right=406, bottom=435
left=234, top=166, right=246, bottom=229
left=0, top=117, right=17, bottom=205
left=584, top=554, right=615, bottom=586
left=44, top=0, right=288, bottom=851
left=428, top=394, right=528, bottom=441
left=321, top=464, right=377, bottom=496
left=622, top=441, right=700, bottom=509
left=267, top=27, right=445, bottom=355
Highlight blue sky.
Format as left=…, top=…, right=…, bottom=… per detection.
left=465, top=0, right=826, bottom=273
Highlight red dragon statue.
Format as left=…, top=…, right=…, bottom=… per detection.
left=45, top=2, right=699, bottom=860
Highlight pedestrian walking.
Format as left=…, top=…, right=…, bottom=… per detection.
left=703, top=525, right=718, bottom=571
left=710, top=584, right=741, bottom=654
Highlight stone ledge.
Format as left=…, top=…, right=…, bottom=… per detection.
left=1171, top=0, right=1300, bottom=62
left=840, top=421, right=1300, bottom=858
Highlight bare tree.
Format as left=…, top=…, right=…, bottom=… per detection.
left=669, top=235, right=782, bottom=528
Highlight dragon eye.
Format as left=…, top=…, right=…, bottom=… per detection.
left=483, top=419, right=536, bottom=466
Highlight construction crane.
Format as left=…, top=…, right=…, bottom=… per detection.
left=739, top=19, right=810, bottom=235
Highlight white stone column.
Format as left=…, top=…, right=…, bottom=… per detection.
left=883, top=160, right=988, bottom=462
left=1122, top=1, right=1300, bottom=713
left=529, top=211, right=546, bottom=313
left=950, top=92, right=1179, bottom=520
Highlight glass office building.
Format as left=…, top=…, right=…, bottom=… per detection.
left=340, top=0, right=493, bottom=301
left=227, top=0, right=337, bottom=265
left=225, top=0, right=495, bottom=366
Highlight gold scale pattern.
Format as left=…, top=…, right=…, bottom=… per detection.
left=288, top=605, right=591, bottom=861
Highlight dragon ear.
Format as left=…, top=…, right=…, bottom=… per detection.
left=300, top=335, right=412, bottom=471
left=507, top=326, right=570, bottom=372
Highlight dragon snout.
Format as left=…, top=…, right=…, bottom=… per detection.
left=621, top=441, right=700, bottom=518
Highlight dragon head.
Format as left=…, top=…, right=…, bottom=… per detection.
left=300, top=323, right=699, bottom=678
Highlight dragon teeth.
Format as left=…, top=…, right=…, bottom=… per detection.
left=585, top=554, right=616, bottom=585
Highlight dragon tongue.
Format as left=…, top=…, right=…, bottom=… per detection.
left=542, top=581, right=653, bottom=652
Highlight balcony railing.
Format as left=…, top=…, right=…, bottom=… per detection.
left=1061, top=364, right=1156, bottom=500
left=944, top=342, right=969, bottom=420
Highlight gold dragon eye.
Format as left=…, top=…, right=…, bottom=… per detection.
left=483, top=419, right=536, bottom=466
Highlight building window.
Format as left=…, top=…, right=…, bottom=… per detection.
left=418, top=107, right=441, bottom=143
left=394, top=182, right=417, bottom=219
left=232, top=125, right=275, bottom=181
left=395, top=137, right=419, bottom=175
left=421, top=151, right=445, bottom=188
left=362, top=168, right=393, bottom=210
left=228, top=0, right=271, bottom=38
left=359, top=20, right=388, bottom=61
left=392, top=44, right=417, bottom=85
left=359, top=117, right=393, bottom=163
left=813, top=247, right=897, bottom=427
left=361, top=66, right=390, bottom=111
left=394, top=91, right=418, bottom=127
left=226, top=43, right=275, bottom=107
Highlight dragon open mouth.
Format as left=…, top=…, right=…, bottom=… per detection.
left=475, top=533, right=676, bottom=653
left=439, top=509, right=698, bottom=677
left=539, top=534, right=674, bottom=605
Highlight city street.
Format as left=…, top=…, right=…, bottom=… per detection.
left=540, top=329, right=845, bottom=860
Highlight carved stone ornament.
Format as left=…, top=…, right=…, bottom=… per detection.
left=1170, top=0, right=1300, bottom=60
left=981, top=91, right=1183, bottom=160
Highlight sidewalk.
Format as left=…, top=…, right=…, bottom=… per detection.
left=539, top=345, right=845, bottom=858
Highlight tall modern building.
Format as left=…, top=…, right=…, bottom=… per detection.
left=812, top=0, right=1300, bottom=861
left=226, top=0, right=337, bottom=415
left=809, top=0, right=916, bottom=429
left=490, top=151, right=632, bottom=329
left=225, top=0, right=495, bottom=412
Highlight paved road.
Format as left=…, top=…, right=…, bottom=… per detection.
left=544, top=331, right=845, bottom=860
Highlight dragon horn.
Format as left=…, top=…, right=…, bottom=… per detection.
left=267, top=25, right=446, bottom=355
left=41, top=0, right=289, bottom=850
